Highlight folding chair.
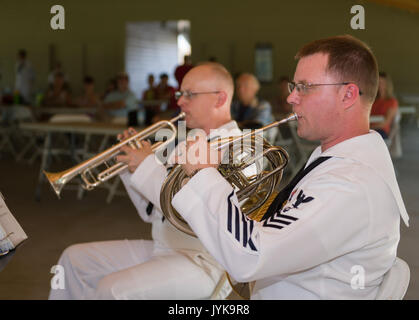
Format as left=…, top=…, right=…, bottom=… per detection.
left=376, top=257, right=410, bottom=300
left=1, top=105, right=34, bottom=161
left=385, top=110, right=402, bottom=159
left=0, top=127, right=17, bottom=158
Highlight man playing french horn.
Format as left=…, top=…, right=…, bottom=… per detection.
left=169, top=35, right=409, bottom=299
left=49, top=62, right=243, bottom=299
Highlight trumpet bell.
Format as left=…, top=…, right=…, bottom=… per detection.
left=43, top=170, right=65, bottom=198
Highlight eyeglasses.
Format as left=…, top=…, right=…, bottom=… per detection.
left=174, top=90, right=220, bottom=100
left=288, top=81, right=363, bottom=96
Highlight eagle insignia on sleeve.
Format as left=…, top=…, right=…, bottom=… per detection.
left=264, top=189, right=314, bottom=229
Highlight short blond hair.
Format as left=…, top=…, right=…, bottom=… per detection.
left=296, top=35, right=379, bottom=103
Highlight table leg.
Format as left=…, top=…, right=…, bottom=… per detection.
left=77, top=133, right=92, bottom=200
left=35, top=133, right=52, bottom=201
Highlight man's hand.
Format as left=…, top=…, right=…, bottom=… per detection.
left=115, top=128, right=154, bottom=173
left=174, top=133, right=222, bottom=177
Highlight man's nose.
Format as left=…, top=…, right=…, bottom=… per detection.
left=287, top=88, right=300, bottom=106
left=177, top=96, right=185, bottom=107
left=176, top=96, right=184, bottom=107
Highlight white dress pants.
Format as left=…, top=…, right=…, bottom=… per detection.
left=48, top=239, right=222, bottom=300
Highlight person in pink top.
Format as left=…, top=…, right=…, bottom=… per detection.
left=370, top=72, right=398, bottom=139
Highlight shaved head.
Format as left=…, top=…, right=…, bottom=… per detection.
left=194, top=62, right=234, bottom=98
left=236, top=73, right=260, bottom=91
left=177, top=62, right=234, bottom=134
left=236, top=72, right=260, bottom=105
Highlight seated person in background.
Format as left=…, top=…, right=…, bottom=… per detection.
left=156, top=73, right=178, bottom=112
left=15, top=49, right=35, bottom=105
left=231, top=73, right=274, bottom=129
left=74, top=76, right=106, bottom=121
left=43, top=71, right=72, bottom=107
left=48, top=61, right=69, bottom=85
left=75, top=76, right=101, bottom=108
left=142, top=74, right=159, bottom=125
left=142, top=74, right=157, bottom=101
left=101, top=77, right=117, bottom=101
left=274, top=76, right=293, bottom=118
left=370, top=72, right=398, bottom=139
left=103, top=72, right=138, bottom=122
left=156, top=73, right=175, bottom=100
left=174, top=55, right=194, bottom=89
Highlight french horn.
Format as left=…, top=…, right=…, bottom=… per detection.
left=160, top=113, right=298, bottom=237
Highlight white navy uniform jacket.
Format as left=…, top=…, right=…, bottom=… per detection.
left=15, top=60, right=35, bottom=104
left=119, top=121, right=242, bottom=258
left=171, top=130, right=409, bottom=299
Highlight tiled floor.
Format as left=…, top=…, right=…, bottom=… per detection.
left=0, top=120, right=418, bottom=299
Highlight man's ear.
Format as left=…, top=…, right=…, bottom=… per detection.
left=342, top=84, right=359, bottom=109
left=215, top=91, right=227, bottom=108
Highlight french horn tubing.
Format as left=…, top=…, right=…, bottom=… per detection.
left=160, top=113, right=298, bottom=237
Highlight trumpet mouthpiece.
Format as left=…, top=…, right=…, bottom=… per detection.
left=288, top=112, right=299, bottom=121
left=277, top=113, right=299, bottom=125
left=175, top=112, right=186, bottom=121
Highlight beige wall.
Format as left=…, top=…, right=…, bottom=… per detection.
left=1, top=0, right=418, bottom=102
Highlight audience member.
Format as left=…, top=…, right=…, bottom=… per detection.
left=74, top=76, right=101, bottom=108
left=102, top=72, right=138, bottom=122
left=74, top=76, right=107, bottom=121
left=48, top=62, right=69, bottom=85
left=231, top=72, right=274, bottom=129
left=142, top=74, right=159, bottom=125
left=101, top=77, right=117, bottom=101
left=174, top=55, right=193, bottom=89
left=14, top=49, right=35, bottom=105
left=142, top=74, right=157, bottom=101
left=43, top=71, right=72, bottom=107
left=156, top=73, right=175, bottom=100
left=156, top=73, right=177, bottom=111
left=370, top=72, right=399, bottom=139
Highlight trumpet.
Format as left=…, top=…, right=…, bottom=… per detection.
left=160, top=113, right=299, bottom=237
left=44, top=112, right=185, bottom=197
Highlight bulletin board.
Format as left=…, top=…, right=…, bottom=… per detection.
left=254, top=43, right=273, bottom=83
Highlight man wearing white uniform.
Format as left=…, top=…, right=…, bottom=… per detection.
left=15, top=49, right=35, bottom=105
left=49, top=62, right=241, bottom=299
left=171, top=35, right=410, bottom=299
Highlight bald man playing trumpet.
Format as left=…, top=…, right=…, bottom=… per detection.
left=49, top=62, right=242, bottom=300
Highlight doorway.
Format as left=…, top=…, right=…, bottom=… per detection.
left=125, top=20, right=191, bottom=99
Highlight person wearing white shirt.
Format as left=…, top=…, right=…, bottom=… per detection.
left=49, top=62, right=241, bottom=299
left=14, top=49, right=35, bottom=105
left=103, top=72, right=138, bottom=121
left=171, top=35, right=410, bottom=299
